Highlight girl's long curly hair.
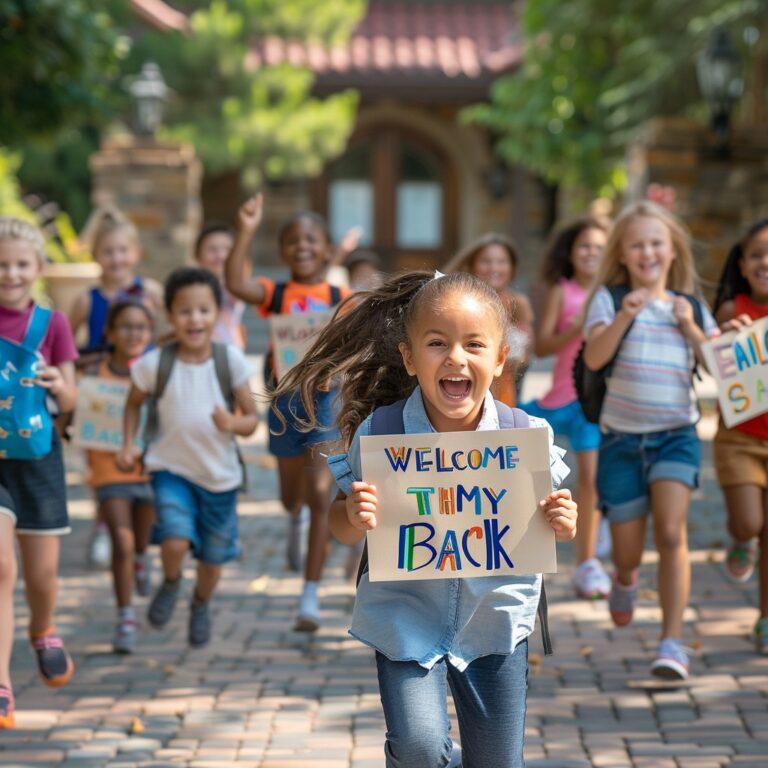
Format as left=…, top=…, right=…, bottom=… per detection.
left=540, top=215, right=610, bottom=285
left=269, top=270, right=510, bottom=448
left=713, top=219, right=768, bottom=313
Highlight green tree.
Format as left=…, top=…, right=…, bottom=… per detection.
left=464, top=0, right=766, bottom=198
left=128, top=0, right=365, bottom=186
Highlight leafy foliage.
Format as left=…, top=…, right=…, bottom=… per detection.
left=464, top=0, right=767, bottom=197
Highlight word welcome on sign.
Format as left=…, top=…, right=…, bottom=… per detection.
left=71, top=376, right=142, bottom=452
left=360, top=427, right=556, bottom=582
left=701, top=315, right=768, bottom=427
left=268, top=310, right=334, bottom=381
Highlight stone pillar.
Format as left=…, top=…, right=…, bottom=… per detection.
left=627, top=117, right=768, bottom=291
left=90, top=136, right=202, bottom=281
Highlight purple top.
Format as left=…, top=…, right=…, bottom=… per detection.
left=0, top=302, right=78, bottom=365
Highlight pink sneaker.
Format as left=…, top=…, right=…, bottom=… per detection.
left=608, top=571, right=638, bottom=627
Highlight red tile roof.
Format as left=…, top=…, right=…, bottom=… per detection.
left=247, top=1, right=521, bottom=87
left=129, top=0, right=189, bottom=33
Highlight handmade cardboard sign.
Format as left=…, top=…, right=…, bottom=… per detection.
left=269, top=310, right=334, bottom=380
left=71, top=376, right=140, bottom=452
left=701, top=316, right=768, bottom=427
left=360, top=427, right=556, bottom=582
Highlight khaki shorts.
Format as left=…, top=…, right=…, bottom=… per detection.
left=714, top=422, right=768, bottom=488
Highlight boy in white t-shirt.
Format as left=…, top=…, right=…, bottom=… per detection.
left=117, top=267, right=258, bottom=647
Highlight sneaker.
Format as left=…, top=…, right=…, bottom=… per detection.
left=650, top=637, right=690, bottom=680
left=147, top=577, right=181, bottom=629
left=0, top=686, right=15, bottom=729
left=134, top=554, right=152, bottom=597
left=754, top=618, right=768, bottom=656
left=113, top=617, right=137, bottom=654
left=188, top=598, right=212, bottom=648
left=725, top=539, right=757, bottom=583
left=294, top=585, right=320, bottom=632
left=30, top=628, right=74, bottom=687
left=286, top=506, right=308, bottom=573
left=596, top=516, right=612, bottom=560
left=608, top=571, right=638, bottom=627
left=572, top=558, right=611, bottom=599
left=89, top=523, right=112, bottom=569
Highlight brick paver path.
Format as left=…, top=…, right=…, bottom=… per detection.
left=2, top=420, right=767, bottom=767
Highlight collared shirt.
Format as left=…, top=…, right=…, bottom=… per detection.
left=328, top=387, right=569, bottom=671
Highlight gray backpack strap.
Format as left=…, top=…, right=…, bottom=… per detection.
left=212, top=342, right=234, bottom=410
left=142, top=343, right=178, bottom=448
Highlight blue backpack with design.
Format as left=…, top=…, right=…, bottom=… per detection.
left=0, top=305, right=54, bottom=460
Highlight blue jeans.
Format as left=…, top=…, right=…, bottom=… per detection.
left=375, top=639, right=529, bottom=768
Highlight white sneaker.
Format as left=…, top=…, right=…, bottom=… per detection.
left=572, top=558, right=611, bottom=600
left=89, top=524, right=112, bottom=569
left=596, top=516, right=612, bottom=560
left=294, top=584, right=320, bottom=632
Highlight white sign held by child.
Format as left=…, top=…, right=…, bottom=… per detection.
left=269, top=310, right=334, bottom=380
left=71, top=376, right=139, bottom=452
left=701, top=316, right=768, bottom=427
left=360, top=427, right=556, bottom=582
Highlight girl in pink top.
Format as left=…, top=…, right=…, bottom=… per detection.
left=522, top=216, right=611, bottom=599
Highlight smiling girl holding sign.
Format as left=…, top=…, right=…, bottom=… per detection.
left=712, top=219, right=768, bottom=655
left=271, top=270, right=576, bottom=768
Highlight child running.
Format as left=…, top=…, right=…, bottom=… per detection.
left=521, top=216, right=611, bottom=599
left=69, top=208, right=162, bottom=568
left=82, top=299, right=155, bottom=653
left=272, top=271, right=576, bottom=767
left=582, top=200, right=716, bottom=680
left=117, top=267, right=257, bottom=647
left=712, top=218, right=768, bottom=654
left=225, top=194, right=350, bottom=631
left=193, top=222, right=246, bottom=350
left=0, top=217, right=79, bottom=728
left=444, top=233, right=533, bottom=406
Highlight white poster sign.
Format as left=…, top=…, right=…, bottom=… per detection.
left=269, top=310, right=334, bottom=380
left=71, top=376, right=136, bottom=452
left=360, top=427, right=556, bottom=582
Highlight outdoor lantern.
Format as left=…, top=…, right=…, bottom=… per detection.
left=696, top=28, right=744, bottom=152
left=129, top=62, right=168, bottom=137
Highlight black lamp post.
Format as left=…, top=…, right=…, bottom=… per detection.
left=696, top=28, right=744, bottom=156
left=129, top=62, right=168, bottom=138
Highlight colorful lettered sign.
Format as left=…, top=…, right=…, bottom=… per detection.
left=269, top=310, right=334, bottom=381
left=701, top=316, right=768, bottom=427
left=71, top=376, right=142, bottom=452
left=360, top=427, right=556, bottom=582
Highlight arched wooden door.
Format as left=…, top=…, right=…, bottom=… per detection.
left=314, top=125, right=459, bottom=272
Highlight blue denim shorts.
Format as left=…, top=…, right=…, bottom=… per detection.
left=95, top=481, right=154, bottom=506
left=597, top=424, right=701, bottom=523
left=268, top=388, right=340, bottom=458
left=151, top=471, right=239, bottom=564
left=0, top=432, right=69, bottom=534
left=520, top=398, right=601, bottom=453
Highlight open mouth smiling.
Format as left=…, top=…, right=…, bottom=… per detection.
left=440, top=376, right=472, bottom=400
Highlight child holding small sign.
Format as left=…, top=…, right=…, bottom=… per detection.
left=712, top=219, right=768, bottom=654
left=271, top=271, right=575, bottom=768
left=583, top=201, right=717, bottom=679
left=225, top=194, right=350, bottom=631
left=0, top=217, right=79, bottom=728
left=80, top=299, right=155, bottom=654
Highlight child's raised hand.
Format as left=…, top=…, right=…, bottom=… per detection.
left=673, top=295, right=695, bottom=329
left=539, top=488, right=577, bottom=542
left=212, top=406, right=234, bottom=433
left=237, top=194, right=263, bottom=233
left=621, top=288, right=649, bottom=318
left=346, top=481, right=378, bottom=531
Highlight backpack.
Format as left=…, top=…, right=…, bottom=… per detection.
left=572, top=286, right=705, bottom=424
left=356, top=397, right=553, bottom=656
left=142, top=341, right=247, bottom=488
left=264, top=282, right=343, bottom=386
left=0, top=305, right=54, bottom=460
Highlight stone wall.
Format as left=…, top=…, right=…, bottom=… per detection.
left=90, top=136, right=202, bottom=281
left=627, top=117, right=768, bottom=300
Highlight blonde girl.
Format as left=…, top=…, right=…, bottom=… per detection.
left=583, top=200, right=716, bottom=680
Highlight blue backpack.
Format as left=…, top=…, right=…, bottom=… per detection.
left=356, top=397, right=553, bottom=655
left=0, top=305, right=54, bottom=460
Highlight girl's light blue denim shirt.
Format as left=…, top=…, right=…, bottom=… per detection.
left=328, top=387, right=569, bottom=671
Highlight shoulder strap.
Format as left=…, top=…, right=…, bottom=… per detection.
left=329, top=284, right=342, bottom=307
left=23, top=305, right=53, bottom=351
left=155, top=343, right=179, bottom=400
left=268, top=282, right=287, bottom=315
left=495, top=402, right=530, bottom=429
left=212, top=342, right=234, bottom=409
left=369, top=399, right=407, bottom=436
